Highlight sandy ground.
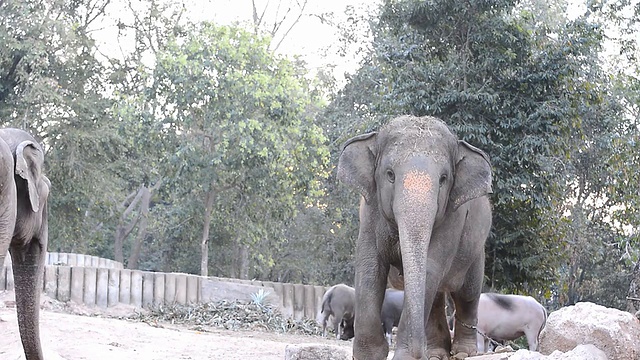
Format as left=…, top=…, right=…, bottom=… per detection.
left=0, top=290, right=353, bottom=360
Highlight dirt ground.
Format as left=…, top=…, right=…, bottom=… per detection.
left=0, top=290, right=354, bottom=360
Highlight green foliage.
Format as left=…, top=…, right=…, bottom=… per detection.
left=326, top=0, right=635, bottom=297
left=1, top=0, right=638, bottom=307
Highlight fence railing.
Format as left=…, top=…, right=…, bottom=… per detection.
left=1, top=252, right=327, bottom=321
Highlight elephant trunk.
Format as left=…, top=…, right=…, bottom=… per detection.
left=395, top=168, right=439, bottom=358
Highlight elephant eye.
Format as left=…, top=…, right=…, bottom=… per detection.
left=439, top=174, right=447, bottom=186
left=386, top=169, right=395, bottom=183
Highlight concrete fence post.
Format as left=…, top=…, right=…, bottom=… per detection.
left=142, top=271, right=155, bottom=308
left=293, top=284, right=305, bottom=321
left=58, top=253, right=68, bottom=266
left=175, top=274, right=187, bottom=304
left=164, top=273, right=176, bottom=304
left=96, top=268, right=109, bottom=308
left=304, top=285, right=316, bottom=320
left=282, top=283, right=294, bottom=318
left=186, top=275, right=198, bottom=304
left=70, top=267, right=84, bottom=304
left=83, top=267, right=97, bottom=307
left=57, top=266, right=71, bottom=302
left=153, top=273, right=165, bottom=306
left=43, top=265, right=57, bottom=297
left=107, top=268, right=120, bottom=307
left=119, top=269, right=131, bottom=304
left=131, top=270, right=143, bottom=307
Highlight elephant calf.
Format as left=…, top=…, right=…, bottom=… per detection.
left=316, top=284, right=355, bottom=339
left=476, top=293, right=548, bottom=352
left=381, top=288, right=403, bottom=345
left=339, top=288, right=404, bottom=345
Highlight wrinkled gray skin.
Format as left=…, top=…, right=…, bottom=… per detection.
left=337, top=116, right=492, bottom=360
left=0, top=128, right=50, bottom=360
left=476, top=293, right=548, bottom=352
left=381, top=289, right=404, bottom=345
left=316, top=284, right=356, bottom=339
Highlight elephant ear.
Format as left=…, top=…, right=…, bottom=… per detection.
left=449, top=140, right=492, bottom=211
left=337, top=132, right=378, bottom=203
left=15, top=140, right=44, bottom=213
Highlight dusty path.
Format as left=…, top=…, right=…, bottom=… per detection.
left=0, top=291, right=353, bottom=360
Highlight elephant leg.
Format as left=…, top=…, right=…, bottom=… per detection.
left=421, top=291, right=451, bottom=360
left=425, top=292, right=452, bottom=356
left=10, top=238, right=46, bottom=360
left=450, top=266, right=483, bottom=357
left=353, top=246, right=388, bottom=357
left=333, top=315, right=342, bottom=339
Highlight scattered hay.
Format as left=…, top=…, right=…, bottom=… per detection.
left=130, top=300, right=323, bottom=336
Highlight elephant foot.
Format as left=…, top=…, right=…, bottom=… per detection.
left=353, top=335, right=389, bottom=360
left=426, top=347, right=450, bottom=360
left=451, top=321, right=477, bottom=357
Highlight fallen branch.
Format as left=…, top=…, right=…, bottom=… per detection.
left=626, top=296, right=640, bottom=302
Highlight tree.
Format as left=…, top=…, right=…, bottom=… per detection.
left=327, top=0, right=618, bottom=293
left=153, top=22, right=329, bottom=276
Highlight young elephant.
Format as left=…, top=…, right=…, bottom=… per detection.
left=381, top=288, right=404, bottom=345
left=476, top=293, right=548, bottom=352
left=338, top=116, right=492, bottom=359
left=316, top=284, right=356, bottom=339
left=340, top=288, right=405, bottom=344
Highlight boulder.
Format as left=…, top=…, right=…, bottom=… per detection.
left=284, top=343, right=351, bottom=360
left=539, top=302, right=640, bottom=360
left=468, top=344, right=606, bottom=360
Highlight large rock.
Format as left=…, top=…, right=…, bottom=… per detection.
left=284, top=343, right=350, bottom=360
left=469, top=344, right=606, bottom=360
left=539, top=302, right=640, bottom=360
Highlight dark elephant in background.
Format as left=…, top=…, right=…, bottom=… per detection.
left=381, top=288, right=403, bottom=345
left=337, top=116, right=492, bottom=360
left=0, top=128, right=50, bottom=360
left=316, top=283, right=356, bottom=339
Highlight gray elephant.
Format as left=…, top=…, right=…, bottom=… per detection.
left=340, top=288, right=405, bottom=345
left=316, top=283, right=356, bottom=339
left=381, top=288, right=403, bottom=345
left=0, top=128, right=50, bottom=360
left=476, top=293, right=548, bottom=352
left=337, top=115, right=492, bottom=360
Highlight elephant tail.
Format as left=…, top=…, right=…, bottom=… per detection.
left=535, top=304, right=549, bottom=344
left=316, top=286, right=335, bottom=326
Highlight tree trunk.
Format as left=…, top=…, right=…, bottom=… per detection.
left=127, top=187, right=151, bottom=269
left=239, top=244, right=249, bottom=279
left=200, top=188, right=215, bottom=277
left=627, top=260, right=640, bottom=313
left=114, top=188, right=144, bottom=264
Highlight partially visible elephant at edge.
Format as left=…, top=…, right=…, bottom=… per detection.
left=316, top=283, right=356, bottom=339
left=337, top=115, right=492, bottom=360
left=0, top=128, right=50, bottom=360
left=476, top=293, right=548, bottom=352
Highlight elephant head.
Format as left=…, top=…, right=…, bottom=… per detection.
left=0, top=128, right=50, bottom=360
left=338, top=116, right=492, bottom=360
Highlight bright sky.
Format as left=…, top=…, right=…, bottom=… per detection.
left=93, top=0, right=376, bottom=81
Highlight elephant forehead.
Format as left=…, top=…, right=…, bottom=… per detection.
left=402, top=170, right=433, bottom=198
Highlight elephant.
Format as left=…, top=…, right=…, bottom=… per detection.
left=475, top=293, right=548, bottom=352
left=0, top=128, right=50, bottom=360
left=316, top=283, right=356, bottom=339
left=381, top=288, right=404, bottom=345
left=337, top=115, right=492, bottom=360
left=340, top=288, right=405, bottom=345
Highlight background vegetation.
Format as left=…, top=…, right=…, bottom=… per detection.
left=1, top=0, right=639, bottom=311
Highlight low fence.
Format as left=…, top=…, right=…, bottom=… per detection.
left=1, top=252, right=327, bottom=321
